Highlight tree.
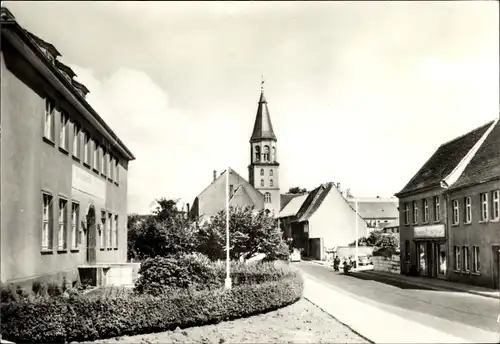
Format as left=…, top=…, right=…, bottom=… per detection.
left=287, top=187, right=308, bottom=194
left=197, top=206, right=289, bottom=261
left=127, top=199, right=199, bottom=260
left=348, top=230, right=399, bottom=250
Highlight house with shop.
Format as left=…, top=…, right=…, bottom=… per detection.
left=0, top=7, right=135, bottom=287
left=347, top=197, right=399, bottom=230
left=395, top=117, right=499, bottom=288
left=190, top=84, right=283, bottom=222
left=278, top=182, right=369, bottom=260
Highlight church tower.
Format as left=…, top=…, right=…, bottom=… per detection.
left=248, top=80, right=281, bottom=216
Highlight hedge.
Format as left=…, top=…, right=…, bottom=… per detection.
left=1, top=274, right=303, bottom=343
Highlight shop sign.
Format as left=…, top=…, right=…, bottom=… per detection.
left=414, top=224, right=445, bottom=238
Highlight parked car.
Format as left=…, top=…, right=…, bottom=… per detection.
left=358, top=254, right=370, bottom=266
left=290, top=249, right=301, bottom=262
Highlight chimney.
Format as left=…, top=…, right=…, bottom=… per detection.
left=336, top=182, right=341, bottom=190
left=376, top=196, right=380, bottom=199
left=186, top=203, right=190, bottom=215
left=213, top=170, right=217, bottom=182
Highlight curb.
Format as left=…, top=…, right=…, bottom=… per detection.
left=358, top=271, right=500, bottom=300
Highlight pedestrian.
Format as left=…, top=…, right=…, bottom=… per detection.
left=333, top=255, right=340, bottom=271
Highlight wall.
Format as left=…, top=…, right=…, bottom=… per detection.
left=196, top=169, right=264, bottom=220
left=308, top=188, right=369, bottom=250
left=398, top=187, right=447, bottom=275
left=250, top=164, right=280, bottom=216
left=447, top=179, right=500, bottom=289
left=372, top=255, right=401, bottom=274
left=0, top=43, right=129, bottom=285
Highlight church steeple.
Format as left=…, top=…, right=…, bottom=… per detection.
left=248, top=77, right=280, bottom=216
left=250, top=78, right=277, bottom=143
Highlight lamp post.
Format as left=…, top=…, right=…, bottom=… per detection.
left=355, top=200, right=359, bottom=270
left=224, top=167, right=232, bottom=290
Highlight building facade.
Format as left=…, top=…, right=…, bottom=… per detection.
left=347, top=197, right=399, bottom=230
left=396, top=118, right=499, bottom=288
left=0, top=8, right=135, bottom=286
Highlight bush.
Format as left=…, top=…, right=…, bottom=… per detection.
left=134, top=253, right=221, bottom=295
left=1, top=274, right=303, bottom=343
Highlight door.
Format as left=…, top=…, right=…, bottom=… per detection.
left=86, top=205, right=97, bottom=265
left=493, top=245, right=499, bottom=290
left=438, top=243, right=447, bottom=278
left=418, top=242, right=427, bottom=276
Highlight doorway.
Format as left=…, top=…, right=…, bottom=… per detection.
left=493, top=245, right=499, bottom=290
left=86, top=205, right=97, bottom=265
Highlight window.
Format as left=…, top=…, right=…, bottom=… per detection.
left=260, top=169, right=264, bottom=176
left=100, top=211, right=106, bottom=249
left=472, top=246, right=480, bottom=273
left=72, top=122, right=81, bottom=158
left=434, top=196, right=440, bottom=222
left=93, top=142, right=100, bottom=172
left=480, top=193, right=488, bottom=221
left=42, top=193, right=53, bottom=250
left=264, top=192, right=271, bottom=203
left=423, top=199, right=429, bottom=223
left=404, top=203, right=410, bottom=225
left=492, top=190, right=499, bottom=220
left=270, top=179, right=274, bottom=187
left=412, top=201, right=418, bottom=224
left=59, top=112, right=69, bottom=150
left=452, top=199, right=459, bottom=225
left=101, top=148, right=107, bottom=176
left=454, top=246, right=461, bottom=271
left=270, top=169, right=273, bottom=177
left=464, top=197, right=472, bottom=224
left=83, top=132, right=91, bottom=165
left=261, top=179, right=264, bottom=187
left=71, top=203, right=79, bottom=249
left=254, top=146, right=260, bottom=161
left=44, top=98, right=55, bottom=141
left=463, top=246, right=469, bottom=272
left=263, top=145, right=270, bottom=161
left=114, top=159, right=119, bottom=183
left=272, top=147, right=276, bottom=161
left=229, top=184, right=234, bottom=197
left=58, top=198, right=67, bottom=250
left=107, top=213, right=112, bottom=248
left=109, top=155, right=115, bottom=181
left=114, top=215, right=118, bottom=248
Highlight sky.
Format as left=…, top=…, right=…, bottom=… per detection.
left=5, top=1, right=499, bottom=214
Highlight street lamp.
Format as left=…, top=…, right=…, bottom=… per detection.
left=225, top=167, right=232, bottom=290
left=355, top=200, right=359, bottom=270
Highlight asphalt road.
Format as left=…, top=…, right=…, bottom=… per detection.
left=297, top=261, right=500, bottom=342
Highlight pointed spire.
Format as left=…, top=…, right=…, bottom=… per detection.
left=250, top=76, right=277, bottom=142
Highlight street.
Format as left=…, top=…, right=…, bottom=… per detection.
left=297, top=261, right=500, bottom=343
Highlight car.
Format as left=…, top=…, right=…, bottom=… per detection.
left=357, top=254, right=370, bottom=266
left=290, top=249, right=301, bottom=262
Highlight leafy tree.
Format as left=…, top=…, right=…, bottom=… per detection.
left=127, top=199, right=199, bottom=260
left=348, top=229, right=399, bottom=249
left=197, top=206, right=289, bottom=261
left=287, top=187, right=308, bottom=194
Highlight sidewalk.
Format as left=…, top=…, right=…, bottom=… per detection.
left=357, top=270, right=500, bottom=300
left=307, top=259, right=500, bottom=300
left=302, top=273, right=498, bottom=343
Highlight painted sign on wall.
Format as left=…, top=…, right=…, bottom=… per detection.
left=414, top=224, right=445, bottom=239
left=72, top=165, right=105, bottom=200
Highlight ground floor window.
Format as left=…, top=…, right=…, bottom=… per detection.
left=472, top=246, right=480, bottom=273
left=463, top=246, right=470, bottom=272
left=454, top=246, right=461, bottom=271
left=418, top=243, right=427, bottom=276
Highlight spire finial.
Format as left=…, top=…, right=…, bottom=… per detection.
left=261, top=74, right=265, bottom=92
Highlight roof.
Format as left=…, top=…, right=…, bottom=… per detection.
left=396, top=121, right=494, bottom=196
left=0, top=6, right=135, bottom=161
left=279, top=193, right=309, bottom=218
left=250, top=91, right=277, bottom=142
left=348, top=199, right=399, bottom=219
left=280, top=193, right=304, bottom=210
left=296, top=183, right=335, bottom=222
left=450, top=119, right=500, bottom=190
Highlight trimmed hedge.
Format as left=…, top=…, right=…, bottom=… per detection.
left=1, top=274, right=303, bottom=343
